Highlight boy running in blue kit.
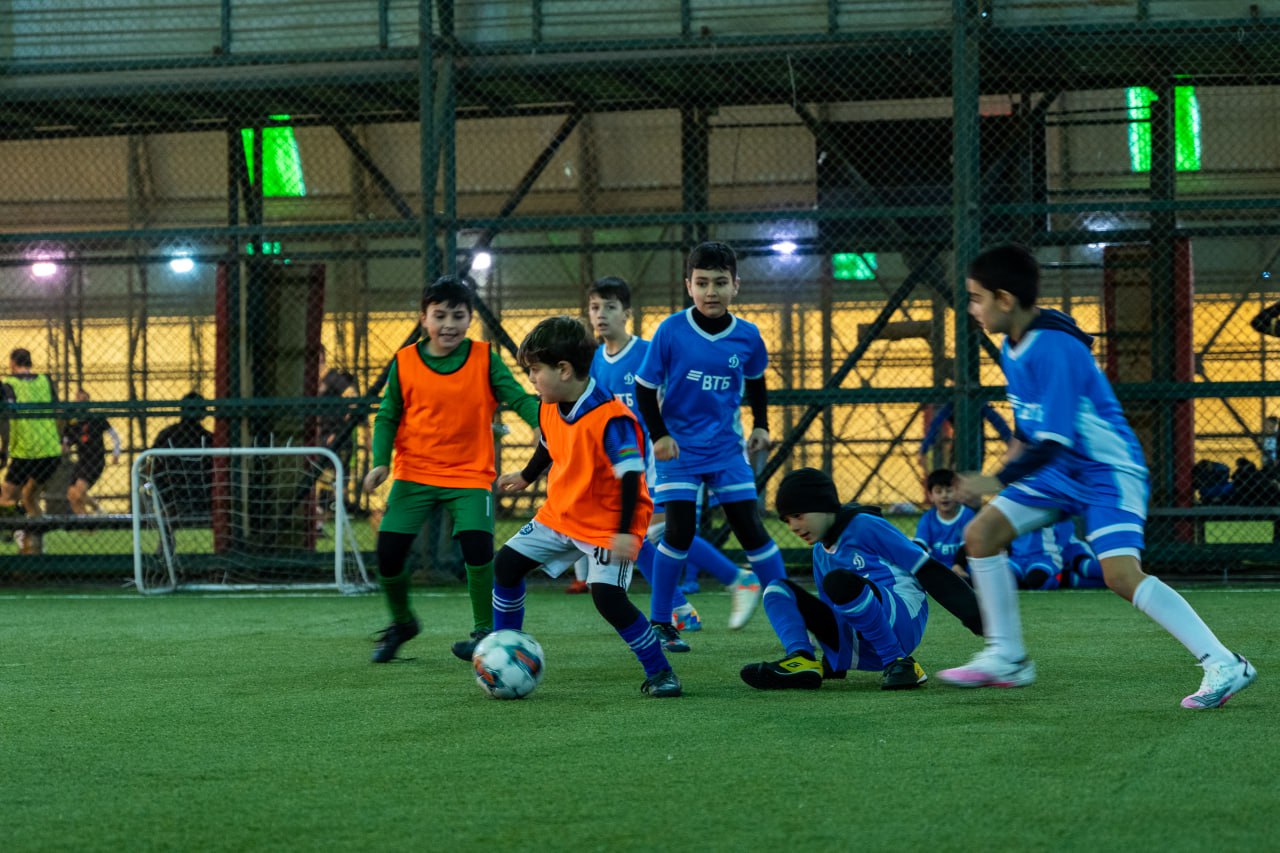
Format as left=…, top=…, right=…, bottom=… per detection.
left=740, top=468, right=984, bottom=690
left=633, top=243, right=783, bottom=651
left=587, top=276, right=762, bottom=641
left=940, top=244, right=1256, bottom=709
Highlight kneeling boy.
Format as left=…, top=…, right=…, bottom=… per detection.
left=742, top=468, right=983, bottom=691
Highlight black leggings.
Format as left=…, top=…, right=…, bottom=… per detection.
left=661, top=499, right=770, bottom=552
left=376, top=529, right=494, bottom=579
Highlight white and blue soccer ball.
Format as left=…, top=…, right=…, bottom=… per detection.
left=472, top=629, right=545, bottom=699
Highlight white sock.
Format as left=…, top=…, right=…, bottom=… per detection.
left=966, top=553, right=1026, bottom=661
left=1131, top=576, right=1234, bottom=666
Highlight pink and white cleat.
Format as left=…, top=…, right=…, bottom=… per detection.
left=1181, top=654, right=1257, bottom=710
left=936, top=649, right=1036, bottom=688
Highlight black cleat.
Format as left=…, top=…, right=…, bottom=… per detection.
left=641, top=668, right=683, bottom=698
left=881, top=656, right=928, bottom=690
left=821, top=655, right=848, bottom=681
left=370, top=618, right=421, bottom=663
left=450, top=629, right=490, bottom=662
left=739, top=654, right=823, bottom=690
left=651, top=621, right=690, bottom=653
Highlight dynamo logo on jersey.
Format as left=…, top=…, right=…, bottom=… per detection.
left=728, top=354, right=741, bottom=368
left=623, top=372, right=634, bottom=385
left=685, top=369, right=733, bottom=391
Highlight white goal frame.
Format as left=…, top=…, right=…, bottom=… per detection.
left=131, top=446, right=371, bottom=594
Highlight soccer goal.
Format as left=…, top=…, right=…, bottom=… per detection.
left=131, top=446, right=374, bottom=594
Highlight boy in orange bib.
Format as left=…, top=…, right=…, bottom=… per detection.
left=459, top=316, right=682, bottom=697
left=363, top=277, right=540, bottom=663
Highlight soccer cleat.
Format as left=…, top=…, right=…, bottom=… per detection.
left=370, top=618, right=421, bottom=663
left=1181, top=654, right=1257, bottom=709
left=641, top=668, right=683, bottom=698
left=881, top=656, right=928, bottom=690
left=672, top=605, right=702, bottom=632
left=727, top=569, right=762, bottom=630
left=450, top=629, right=490, bottom=662
left=739, top=654, right=823, bottom=690
left=651, top=621, right=690, bottom=653
left=936, top=649, right=1036, bottom=688
left=821, top=656, right=848, bottom=681
left=565, top=579, right=589, bottom=595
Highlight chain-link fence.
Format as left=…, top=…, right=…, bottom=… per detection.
left=2, top=0, right=1279, bottom=584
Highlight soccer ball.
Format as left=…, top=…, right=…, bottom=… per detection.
left=472, top=629, right=545, bottom=699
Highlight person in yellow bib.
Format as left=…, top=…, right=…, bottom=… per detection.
left=1, top=348, right=64, bottom=554
left=363, top=276, right=540, bottom=663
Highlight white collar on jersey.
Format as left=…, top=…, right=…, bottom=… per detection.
left=601, top=336, right=640, bottom=364
left=562, top=376, right=599, bottom=421
left=683, top=307, right=738, bottom=342
left=1003, top=329, right=1041, bottom=361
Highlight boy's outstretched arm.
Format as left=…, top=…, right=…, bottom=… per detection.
left=743, top=375, right=770, bottom=453
left=488, top=348, right=541, bottom=427
left=915, top=557, right=983, bottom=636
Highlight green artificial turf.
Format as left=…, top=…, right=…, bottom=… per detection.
left=1, top=585, right=1273, bottom=851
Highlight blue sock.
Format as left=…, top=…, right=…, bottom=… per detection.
left=618, top=613, right=671, bottom=677
left=636, top=540, right=689, bottom=609
left=832, top=586, right=904, bottom=666
left=493, top=580, right=526, bottom=631
left=744, top=541, right=786, bottom=585
left=762, top=580, right=814, bottom=657
left=688, top=535, right=740, bottom=585
left=649, top=542, right=688, bottom=623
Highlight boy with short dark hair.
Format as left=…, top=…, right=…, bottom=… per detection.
left=913, top=468, right=975, bottom=569
left=633, top=242, right=782, bottom=651
left=472, top=315, right=681, bottom=697
left=740, top=467, right=983, bottom=691
left=363, top=275, right=540, bottom=663
left=942, top=244, right=1255, bottom=708
left=586, top=275, right=759, bottom=640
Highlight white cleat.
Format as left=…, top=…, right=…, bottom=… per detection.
left=936, top=648, right=1036, bottom=688
left=1181, top=654, right=1257, bottom=710
left=727, top=569, right=762, bottom=630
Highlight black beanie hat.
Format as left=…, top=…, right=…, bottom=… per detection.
left=775, top=467, right=840, bottom=517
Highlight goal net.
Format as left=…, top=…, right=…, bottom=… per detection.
left=131, top=446, right=374, bottom=594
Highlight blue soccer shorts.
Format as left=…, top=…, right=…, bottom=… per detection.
left=816, top=586, right=929, bottom=673
left=991, top=460, right=1148, bottom=560
left=651, top=451, right=757, bottom=506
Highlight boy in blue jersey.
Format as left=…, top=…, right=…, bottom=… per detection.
left=634, top=242, right=784, bottom=651
left=740, top=468, right=984, bottom=691
left=940, top=245, right=1256, bottom=709
left=586, top=276, right=759, bottom=642
left=914, top=469, right=975, bottom=568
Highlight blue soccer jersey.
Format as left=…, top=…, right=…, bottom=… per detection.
left=634, top=308, right=768, bottom=474
left=813, top=513, right=929, bottom=623
left=1001, top=310, right=1146, bottom=480
left=913, top=505, right=975, bottom=566
left=591, top=336, right=650, bottom=441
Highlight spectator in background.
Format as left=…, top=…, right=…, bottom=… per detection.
left=1262, top=415, right=1278, bottom=468
left=1, top=348, right=63, bottom=554
left=147, top=392, right=215, bottom=520
left=1250, top=300, right=1280, bottom=338
left=916, top=401, right=1013, bottom=482
left=63, top=388, right=122, bottom=515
